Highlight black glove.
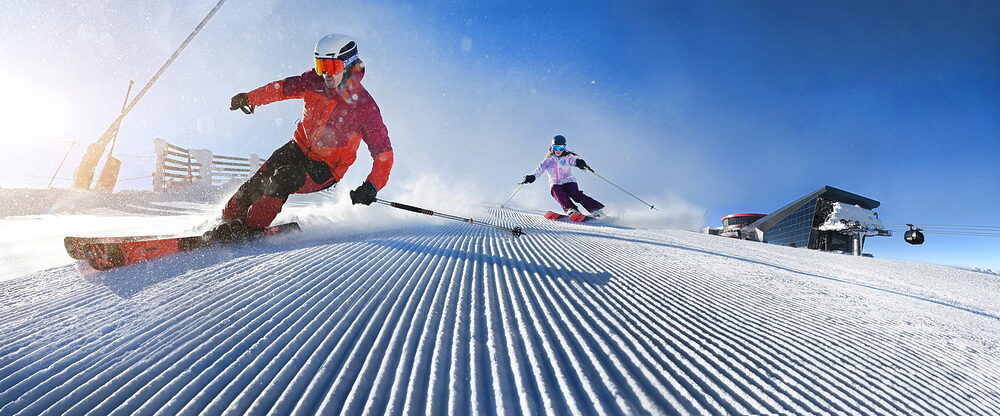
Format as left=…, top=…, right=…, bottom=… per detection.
left=575, top=159, right=591, bottom=170
left=350, top=181, right=378, bottom=205
left=521, top=175, right=536, bottom=184
left=230, top=92, right=255, bottom=114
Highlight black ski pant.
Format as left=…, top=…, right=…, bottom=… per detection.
left=222, top=141, right=336, bottom=227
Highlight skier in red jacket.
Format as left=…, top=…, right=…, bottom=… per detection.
left=207, top=34, right=394, bottom=241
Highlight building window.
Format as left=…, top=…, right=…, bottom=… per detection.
left=764, top=198, right=818, bottom=248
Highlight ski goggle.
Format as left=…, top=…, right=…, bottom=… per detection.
left=552, top=145, right=567, bottom=152
left=314, top=54, right=360, bottom=77
left=314, top=58, right=345, bottom=76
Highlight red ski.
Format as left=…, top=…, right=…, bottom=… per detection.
left=64, top=222, right=300, bottom=271
left=544, top=211, right=591, bottom=223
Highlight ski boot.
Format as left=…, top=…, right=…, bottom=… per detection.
left=203, top=219, right=264, bottom=243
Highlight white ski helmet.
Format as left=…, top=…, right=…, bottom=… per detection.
left=314, top=34, right=360, bottom=77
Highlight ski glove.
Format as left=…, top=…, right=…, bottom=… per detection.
left=521, top=175, right=536, bottom=184
left=230, top=93, right=255, bottom=114
left=350, top=181, right=378, bottom=205
left=575, top=159, right=591, bottom=170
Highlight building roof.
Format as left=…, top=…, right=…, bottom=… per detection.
left=747, top=185, right=881, bottom=232
left=721, top=213, right=767, bottom=222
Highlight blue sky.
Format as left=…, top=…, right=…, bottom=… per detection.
left=0, top=0, right=997, bottom=269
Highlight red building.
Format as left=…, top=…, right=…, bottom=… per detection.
left=719, top=213, right=767, bottom=238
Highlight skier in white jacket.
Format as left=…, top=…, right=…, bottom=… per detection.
left=521, top=135, right=606, bottom=217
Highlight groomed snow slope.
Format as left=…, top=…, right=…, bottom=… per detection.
left=1, top=208, right=999, bottom=415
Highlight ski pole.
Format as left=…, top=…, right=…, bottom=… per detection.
left=375, top=199, right=525, bottom=237
left=500, top=184, right=525, bottom=208
left=586, top=168, right=658, bottom=211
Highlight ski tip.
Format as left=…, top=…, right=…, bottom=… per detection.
left=64, top=237, right=85, bottom=260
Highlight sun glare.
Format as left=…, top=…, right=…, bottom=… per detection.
left=0, top=75, right=75, bottom=148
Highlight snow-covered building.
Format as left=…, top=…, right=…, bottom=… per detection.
left=742, top=185, right=891, bottom=255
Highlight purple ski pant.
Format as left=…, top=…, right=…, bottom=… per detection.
left=550, top=182, right=604, bottom=213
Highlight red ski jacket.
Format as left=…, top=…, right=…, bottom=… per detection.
left=246, top=64, right=394, bottom=190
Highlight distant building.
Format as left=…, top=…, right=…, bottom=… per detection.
left=718, top=213, right=767, bottom=238
left=741, top=186, right=891, bottom=255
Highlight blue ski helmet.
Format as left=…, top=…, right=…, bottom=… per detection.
left=552, top=135, right=567, bottom=146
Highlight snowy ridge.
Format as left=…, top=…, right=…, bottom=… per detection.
left=1, top=208, right=999, bottom=415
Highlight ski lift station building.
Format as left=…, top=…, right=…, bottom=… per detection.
left=736, top=185, right=891, bottom=255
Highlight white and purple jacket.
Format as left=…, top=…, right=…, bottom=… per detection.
left=531, top=153, right=580, bottom=185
